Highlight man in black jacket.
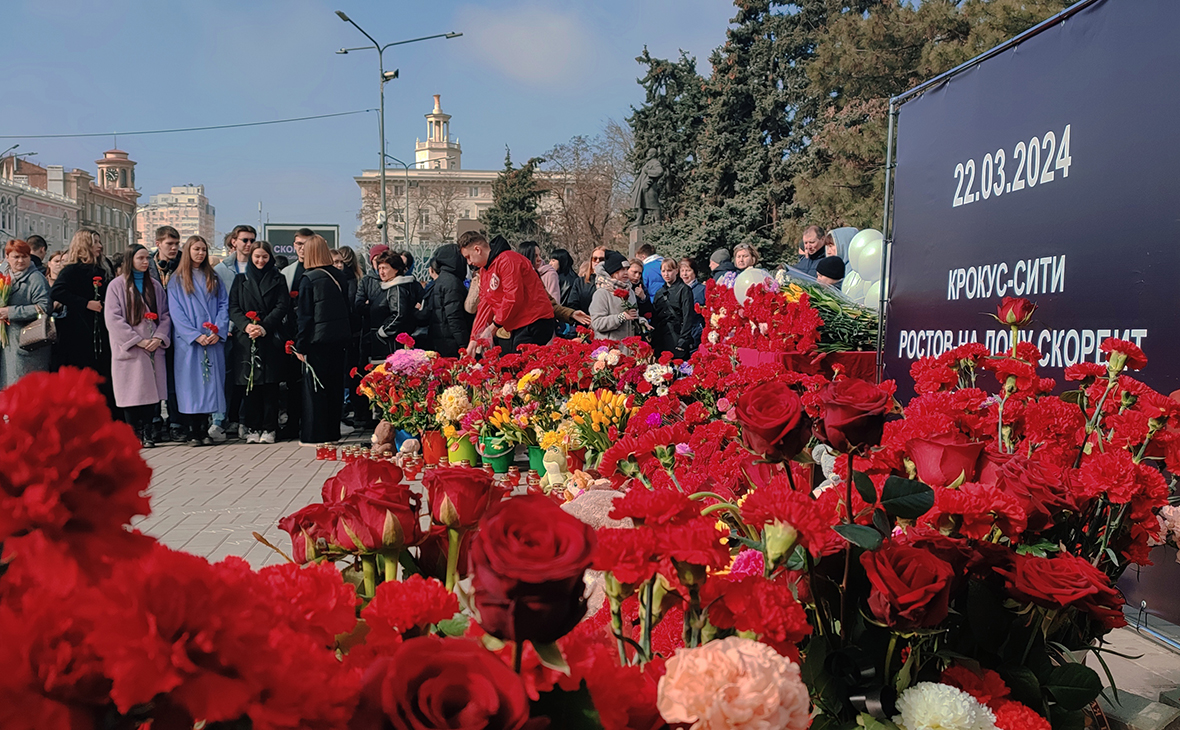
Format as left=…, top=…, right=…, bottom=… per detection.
left=795, top=225, right=827, bottom=278
left=422, top=244, right=473, bottom=357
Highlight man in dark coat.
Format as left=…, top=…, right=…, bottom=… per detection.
left=423, top=244, right=474, bottom=357
left=709, top=249, right=737, bottom=283
left=795, top=225, right=827, bottom=278
left=651, top=259, right=697, bottom=358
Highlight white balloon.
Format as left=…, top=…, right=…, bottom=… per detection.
left=847, top=228, right=882, bottom=270
left=864, top=281, right=881, bottom=309
left=855, top=240, right=883, bottom=281
left=840, top=270, right=862, bottom=296
left=733, top=267, right=774, bottom=305
left=843, top=275, right=867, bottom=302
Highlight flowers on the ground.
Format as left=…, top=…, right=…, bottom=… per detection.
left=656, top=637, right=810, bottom=730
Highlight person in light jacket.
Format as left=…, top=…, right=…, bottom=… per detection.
left=105, top=244, right=170, bottom=447
left=589, top=250, right=640, bottom=342
left=519, top=241, right=560, bottom=303
left=0, top=239, right=52, bottom=388
left=167, top=236, right=229, bottom=447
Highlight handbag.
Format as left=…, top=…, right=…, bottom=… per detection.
left=19, top=306, right=57, bottom=352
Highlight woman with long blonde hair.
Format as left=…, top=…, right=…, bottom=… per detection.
left=50, top=229, right=114, bottom=408
left=166, top=236, right=229, bottom=446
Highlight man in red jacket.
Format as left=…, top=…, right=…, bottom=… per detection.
left=460, top=232, right=556, bottom=355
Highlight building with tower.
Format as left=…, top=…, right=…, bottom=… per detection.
left=137, top=184, right=216, bottom=246
left=0, top=156, right=80, bottom=250
left=354, top=94, right=571, bottom=261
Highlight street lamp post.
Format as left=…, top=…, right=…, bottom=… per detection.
left=334, top=11, right=461, bottom=248
left=384, top=154, right=411, bottom=245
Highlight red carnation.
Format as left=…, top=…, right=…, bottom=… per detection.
left=362, top=574, right=459, bottom=645
left=592, top=527, right=661, bottom=586
left=1100, top=337, right=1147, bottom=372
left=92, top=276, right=103, bottom=285
left=994, top=701, right=1051, bottom=730
left=613, top=288, right=629, bottom=299
left=246, top=310, right=259, bottom=321
left=608, top=487, right=699, bottom=527
left=143, top=312, right=158, bottom=322
left=994, top=296, right=1036, bottom=326
left=940, top=665, right=1010, bottom=709
left=290, top=290, right=298, bottom=299
left=285, top=339, right=295, bottom=355
left=701, top=575, right=812, bottom=659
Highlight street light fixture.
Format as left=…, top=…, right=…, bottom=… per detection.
left=333, top=10, right=462, bottom=247
left=384, top=154, right=412, bottom=244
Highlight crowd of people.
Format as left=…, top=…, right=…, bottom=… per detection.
left=0, top=223, right=846, bottom=450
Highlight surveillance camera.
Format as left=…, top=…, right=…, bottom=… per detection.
left=376, top=211, right=387, bottom=229
left=382, top=69, right=399, bottom=82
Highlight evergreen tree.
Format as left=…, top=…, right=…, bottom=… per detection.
left=484, top=147, right=545, bottom=243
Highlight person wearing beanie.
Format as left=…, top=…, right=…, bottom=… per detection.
left=816, top=255, right=846, bottom=287
left=709, top=248, right=738, bottom=286
left=589, top=250, right=641, bottom=341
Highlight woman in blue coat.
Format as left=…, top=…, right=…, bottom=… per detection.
left=166, top=236, right=229, bottom=446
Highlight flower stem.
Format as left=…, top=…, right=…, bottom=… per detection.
left=884, top=633, right=899, bottom=682
left=840, top=450, right=853, bottom=641
left=609, top=594, right=628, bottom=666
left=641, top=578, right=655, bottom=663
left=444, top=528, right=462, bottom=592
left=361, top=555, right=377, bottom=600
left=384, top=550, right=399, bottom=583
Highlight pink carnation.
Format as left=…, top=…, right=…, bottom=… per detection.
left=657, top=637, right=810, bottom=730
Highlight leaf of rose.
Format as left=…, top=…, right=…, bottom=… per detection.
left=851, top=470, right=877, bottom=505
left=1045, top=664, right=1103, bottom=711
left=832, top=524, right=883, bottom=550
left=879, top=476, right=935, bottom=520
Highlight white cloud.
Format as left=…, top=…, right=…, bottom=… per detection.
left=454, top=3, right=594, bottom=85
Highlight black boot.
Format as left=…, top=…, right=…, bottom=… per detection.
left=139, top=425, right=156, bottom=449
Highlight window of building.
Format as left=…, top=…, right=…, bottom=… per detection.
left=469, top=186, right=480, bottom=198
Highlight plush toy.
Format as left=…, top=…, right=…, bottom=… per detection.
left=371, top=421, right=396, bottom=456
left=538, top=447, right=570, bottom=493
left=399, top=438, right=421, bottom=458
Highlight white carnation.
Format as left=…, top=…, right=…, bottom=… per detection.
left=894, top=682, right=997, bottom=730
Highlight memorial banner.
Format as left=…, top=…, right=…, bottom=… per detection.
left=885, top=0, right=1180, bottom=400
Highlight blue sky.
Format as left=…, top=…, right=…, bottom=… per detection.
left=2, top=0, right=735, bottom=248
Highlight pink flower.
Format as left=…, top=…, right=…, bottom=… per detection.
left=657, top=637, right=810, bottom=730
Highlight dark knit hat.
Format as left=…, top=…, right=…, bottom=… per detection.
left=817, top=255, right=846, bottom=281
left=710, top=248, right=731, bottom=264
left=602, top=250, right=628, bottom=275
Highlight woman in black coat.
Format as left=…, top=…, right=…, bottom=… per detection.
left=295, top=237, right=351, bottom=445
left=353, top=251, right=419, bottom=361
left=422, top=243, right=473, bottom=357
left=229, top=242, right=292, bottom=443
left=650, top=258, right=697, bottom=359
left=51, top=229, right=115, bottom=409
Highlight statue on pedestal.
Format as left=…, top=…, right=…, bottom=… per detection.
left=629, top=149, right=664, bottom=227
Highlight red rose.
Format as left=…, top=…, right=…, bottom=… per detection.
left=860, top=541, right=955, bottom=630
left=350, top=637, right=537, bottom=730
left=1100, top=337, right=1147, bottom=372
left=335, top=485, right=425, bottom=553
left=469, top=495, right=596, bottom=644
left=322, top=459, right=405, bottom=503
left=613, top=288, right=629, bottom=299
left=994, top=553, right=1126, bottom=629
left=285, top=340, right=295, bottom=355
left=278, top=503, right=337, bottom=563
left=814, top=378, right=892, bottom=453
left=990, top=455, right=1074, bottom=532
left=735, top=382, right=810, bottom=461
left=290, top=290, right=299, bottom=299
left=425, top=467, right=496, bottom=530
left=906, top=433, right=984, bottom=487
left=995, top=296, right=1036, bottom=326
left=246, top=310, right=259, bottom=321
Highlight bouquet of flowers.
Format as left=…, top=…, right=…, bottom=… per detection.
left=285, top=339, right=324, bottom=391
left=357, top=347, right=437, bottom=435
left=200, top=321, right=218, bottom=382
left=245, top=310, right=262, bottom=394
left=0, top=270, right=11, bottom=347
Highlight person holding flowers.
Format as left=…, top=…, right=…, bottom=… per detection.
left=589, top=250, right=640, bottom=342
left=167, top=235, right=229, bottom=446
left=295, top=235, right=351, bottom=445
left=229, top=241, right=291, bottom=444
left=0, top=239, right=52, bottom=388
left=51, top=229, right=114, bottom=410
left=104, top=244, right=170, bottom=447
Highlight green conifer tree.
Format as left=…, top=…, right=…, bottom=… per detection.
left=484, top=147, right=546, bottom=243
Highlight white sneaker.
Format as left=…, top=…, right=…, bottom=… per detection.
left=208, top=424, right=228, bottom=443
left=246, top=431, right=261, bottom=444
left=260, top=431, right=276, bottom=444
left=238, top=423, right=248, bottom=439
left=340, top=423, right=356, bottom=436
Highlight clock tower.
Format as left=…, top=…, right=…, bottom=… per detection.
left=96, top=149, right=136, bottom=191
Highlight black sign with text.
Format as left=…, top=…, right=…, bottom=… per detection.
left=884, top=0, right=1180, bottom=625
left=885, top=0, right=1180, bottom=400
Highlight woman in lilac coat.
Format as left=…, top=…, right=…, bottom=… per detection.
left=166, top=236, right=229, bottom=446
left=105, top=244, right=171, bottom=447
